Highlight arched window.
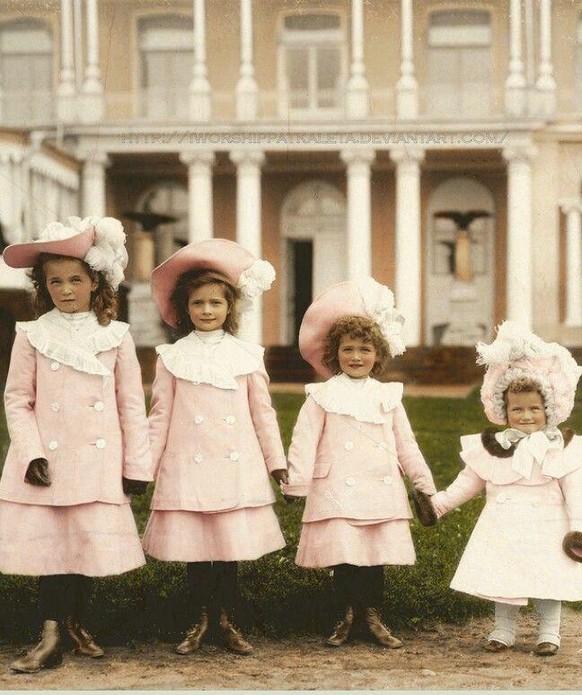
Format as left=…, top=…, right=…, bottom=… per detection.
left=575, top=13, right=582, bottom=112
left=0, top=19, right=53, bottom=125
left=278, top=13, right=345, bottom=118
left=426, top=10, right=492, bottom=117
left=138, top=14, right=193, bottom=120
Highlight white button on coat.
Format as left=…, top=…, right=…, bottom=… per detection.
left=229, top=451, right=240, bottom=462
left=50, top=362, right=60, bottom=371
left=194, top=454, right=204, bottom=464
left=225, top=415, right=236, bottom=425
left=344, top=441, right=354, bottom=451
left=496, top=493, right=507, bottom=504
left=383, top=476, right=393, bottom=485
left=95, top=438, right=106, bottom=449
left=50, top=403, right=60, bottom=412
left=194, top=415, right=204, bottom=425
left=48, top=440, right=58, bottom=451
left=93, top=401, right=104, bottom=412
left=345, top=477, right=356, bottom=487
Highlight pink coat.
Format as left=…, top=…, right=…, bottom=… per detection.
left=284, top=382, right=437, bottom=522
left=147, top=348, right=286, bottom=513
left=0, top=324, right=152, bottom=506
left=431, top=432, right=582, bottom=602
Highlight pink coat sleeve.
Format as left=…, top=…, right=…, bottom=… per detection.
left=392, top=403, right=437, bottom=495
left=114, top=333, right=153, bottom=481
left=247, top=367, right=287, bottom=473
left=284, top=397, right=326, bottom=497
left=3, top=330, right=44, bottom=465
left=147, top=357, right=176, bottom=478
left=431, top=466, right=486, bottom=518
left=559, top=438, right=582, bottom=532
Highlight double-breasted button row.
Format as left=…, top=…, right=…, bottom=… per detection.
left=51, top=401, right=104, bottom=413
left=192, top=450, right=241, bottom=464
left=193, top=414, right=236, bottom=425
left=341, top=475, right=394, bottom=487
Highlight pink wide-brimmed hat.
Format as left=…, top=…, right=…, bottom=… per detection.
left=2, top=216, right=129, bottom=289
left=299, top=276, right=406, bottom=378
left=151, top=238, right=276, bottom=327
left=477, top=321, right=582, bottom=426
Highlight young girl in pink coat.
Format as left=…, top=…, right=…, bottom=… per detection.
left=283, top=277, right=437, bottom=648
left=143, top=239, right=288, bottom=656
left=0, top=217, right=152, bottom=673
left=432, top=321, right=582, bottom=656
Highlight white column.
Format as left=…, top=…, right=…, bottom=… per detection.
left=535, top=0, right=557, bottom=117
left=179, top=150, right=215, bottom=243
left=230, top=149, right=265, bottom=342
left=0, top=153, right=14, bottom=241
left=503, top=146, right=536, bottom=328
left=505, top=0, right=527, bottom=116
left=57, top=0, right=77, bottom=121
left=340, top=148, right=375, bottom=279
left=80, top=0, right=104, bottom=122
left=346, top=0, right=370, bottom=118
left=190, top=0, right=211, bottom=121
left=80, top=150, right=109, bottom=217
left=559, top=199, right=582, bottom=327
left=396, top=0, right=418, bottom=119
left=235, top=0, right=258, bottom=121
left=390, top=146, right=424, bottom=345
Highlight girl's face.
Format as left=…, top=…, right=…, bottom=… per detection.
left=338, top=335, right=377, bottom=379
left=506, top=390, right=547, bottom=434
left=188, top=283, right=229, bottom=332
left=44, top=258, right=97, bottom=314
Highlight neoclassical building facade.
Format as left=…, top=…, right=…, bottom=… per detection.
left=0, top=0, right=581, bottom=362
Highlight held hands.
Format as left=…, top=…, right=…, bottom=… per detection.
left=411, top=489, right=438, bottom=527
left=562, top=531, right=582, bottom=562
left=25, top=458, right=51, bottom=487
left=270, top=469, right=299, bottom=504
left=122, top=477, right=149, bottom=496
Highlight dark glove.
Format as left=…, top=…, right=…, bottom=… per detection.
left=283, top=494, right=300, bottom=505
left=563, top=531, right=582, bottom=562
left=411, top=489, right=437, bottom=527
left=122, top=477, right=149, bottom=496
left=271, top=469, right=288, bottom=485
left=25, top=458, right=51, bottom=487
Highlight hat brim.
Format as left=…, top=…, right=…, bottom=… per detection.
left=2, top=229, right=95, bottom=269
left=151, top=239, right=256, bottom=327
left=298, top=281, right=369, bottom=378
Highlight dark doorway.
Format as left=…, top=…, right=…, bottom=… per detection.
left=291, top=240, right=313, bottom=345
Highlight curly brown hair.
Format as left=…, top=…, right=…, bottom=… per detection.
left=171, top=268, right=241, bottom=338
left=29, top=253, right=117, bottom=326
left=321, top=315, right=390, bottom=376
left=503, top=376, right=545, bottom=405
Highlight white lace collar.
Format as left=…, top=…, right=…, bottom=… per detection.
left=156, top=331, right=264, bottom=390
left=17, top=309, right=129, bottom=376
left=306, top=373, right=403, bottom=423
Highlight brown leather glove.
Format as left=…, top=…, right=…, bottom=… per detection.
left=563, top=531, right=582, bottom=562
left=122, top=478, right=149, bottom=496
left=411, top=489, right=438, bottom=527
left=271, top=469, right=289, bottom=485
left=25, top=458, right=51, bottom=487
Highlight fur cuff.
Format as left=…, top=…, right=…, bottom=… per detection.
left=411, top=489, right=437, bottom=527
left=563, top=531, right=582, bottom=563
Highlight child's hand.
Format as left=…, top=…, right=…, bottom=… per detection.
left=563, top=531, right=582, bottom=562
left=122, top=477, right=149, bottom=496
left=283, top=494, right=300, bottom=505
left=25, top=458, right=51, bottom=486
left=411, top=489, right=438, bottom=527
left=271, top=469, right=288, bottom=485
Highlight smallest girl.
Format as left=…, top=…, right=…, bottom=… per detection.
left=432, top=321, right=582, bottom=656
left=283, top=277, right=437, bottom=648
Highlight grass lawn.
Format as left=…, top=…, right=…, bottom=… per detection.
left=0, top=384, right=580, bottom=643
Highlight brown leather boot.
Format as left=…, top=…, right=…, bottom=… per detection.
left=364, top=607, right=403, bottom=648
left=218, top=608, right=253, bottom=655
left=174, top=607, right=209, bottom=655
left=10, top=620, right=63, bottom=673
left=65, top=617, right=104, bottom=658
left=325, top=606, right=354, bottom=647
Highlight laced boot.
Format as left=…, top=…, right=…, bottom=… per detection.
left=218, top=608, right=253, bottom=655
left=65, top=617, right=104, bottom=658
left=174, top=607, right=209, bottom=655
left=10, top=620, right=63, bottom=673
left=325, top=606, right=354, bottom=647
left=364, top=608, right=403, bottom=649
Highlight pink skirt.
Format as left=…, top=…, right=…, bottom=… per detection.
left=142, top=505, right=285, bottom=562
left=0, top=500, right=145, bottom=576
left=296, top=518, right=416, bottom=568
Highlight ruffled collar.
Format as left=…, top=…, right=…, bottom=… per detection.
left=306, top=373, right=403, bottom=423
left=17, top=309, right=129, bottom=376
left=156, top=331, right=264, bottom=390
